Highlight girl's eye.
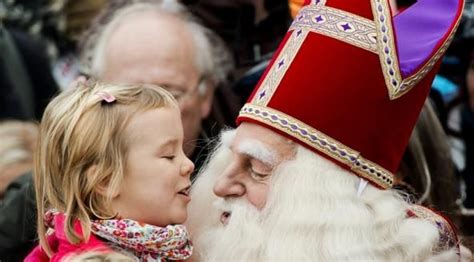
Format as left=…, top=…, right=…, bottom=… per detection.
left=163, top=156, right=175, bottom=161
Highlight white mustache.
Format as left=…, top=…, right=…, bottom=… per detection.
left=213, top=198, right=258, bottom=213
left=212, top=198, right=261, bottom=224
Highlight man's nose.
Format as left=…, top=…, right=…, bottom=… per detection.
left=213, top=172, right=245, bottom=198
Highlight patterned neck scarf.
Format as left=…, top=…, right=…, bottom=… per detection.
left=91, top=219, right=193, bottom=261
left=44, top=210, right=193, bottom=261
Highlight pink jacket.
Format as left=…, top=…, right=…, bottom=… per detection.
left=25, top=214, right=110, bottom=261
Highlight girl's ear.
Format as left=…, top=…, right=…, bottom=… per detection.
left=87, top=165, right=120, bottom=199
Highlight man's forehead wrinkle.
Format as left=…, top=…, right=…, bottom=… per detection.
left=107, top=11, right=192, bottom=57
left=103, top=16, right=198, bottom=88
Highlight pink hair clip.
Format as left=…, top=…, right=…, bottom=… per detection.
left=96, top=91, right=116, bottom=103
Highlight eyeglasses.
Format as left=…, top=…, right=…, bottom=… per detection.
left=165, top=76, right=207, bottom=103
left=76, top=72, right=208, bottom=103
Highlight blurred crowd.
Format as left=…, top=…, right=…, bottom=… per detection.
left=1, top=0, right=474, bottom=260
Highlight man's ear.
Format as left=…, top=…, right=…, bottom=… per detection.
left=200, top=79, right=216, bottom=119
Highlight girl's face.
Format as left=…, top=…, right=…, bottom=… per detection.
left=111, top=106, right=194, bottom=226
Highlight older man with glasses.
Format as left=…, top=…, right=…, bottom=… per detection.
left=81, top=0, right=236, bottom=162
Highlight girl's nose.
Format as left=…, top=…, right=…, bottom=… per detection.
left=181, top=156, right=195, bottom=177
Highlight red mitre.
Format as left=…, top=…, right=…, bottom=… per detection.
left=237, top=0, right=464, bottom=189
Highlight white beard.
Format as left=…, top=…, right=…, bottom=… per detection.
left=193, top=198, right=265, bottom=261
left=187, top=130, right=452, bottom=262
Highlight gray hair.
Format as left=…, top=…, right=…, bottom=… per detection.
left=79, top=0, right=233, bottom=93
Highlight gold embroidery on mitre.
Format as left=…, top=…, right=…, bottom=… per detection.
left=252, top=4, right=380, bottom=107
left=291, top=5, right=378, bottom=54
left=311, top=0, right=327, bottom=5
left=408, top=205, right=459, bottom=253
left=251, top=29, right=308, bottom=106
left=239, top=104, right=394, bottom=189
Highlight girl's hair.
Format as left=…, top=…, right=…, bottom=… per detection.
left=35, top=80, right=176, bottom=256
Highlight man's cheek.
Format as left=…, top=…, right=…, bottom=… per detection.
left=248, top=185, right=269, bottom=210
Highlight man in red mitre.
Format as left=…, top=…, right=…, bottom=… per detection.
left=187, top=0, right=471, bottom=260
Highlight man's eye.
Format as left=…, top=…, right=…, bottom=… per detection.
left=250, top=168, right=270, bottom=181
left=171, top=93, right=183, bottom=100
left=168, top=90, right=185, bottom=100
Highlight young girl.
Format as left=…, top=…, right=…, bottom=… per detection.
left=26, top=80, right=194, bottom=261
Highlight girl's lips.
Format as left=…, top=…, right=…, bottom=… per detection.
left=220, top=211, right=231, bottom=225
left=178, top=185, right=191, bottom=196
left=177, top=192, right=191, bottom=203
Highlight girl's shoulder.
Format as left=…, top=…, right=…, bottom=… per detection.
left=25, top=232, right=111, bottom=261
left=25, top=213, right=112, bottom=261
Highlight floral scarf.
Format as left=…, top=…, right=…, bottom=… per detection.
left=91, top=219, right=193, bottom=261
left=45, top=210, right=193, bottom=261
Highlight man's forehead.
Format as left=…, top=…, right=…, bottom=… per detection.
left=111, top=10, right=188, bottom=39
left=104, top=11, right=197, bottom=64
left=233, top=123, right=287, bottom=145
left=102, top=11, right=200, bottom=88
left=220, top=129, right=275, bottom=167
left=224, top=123, right=295, bottom=159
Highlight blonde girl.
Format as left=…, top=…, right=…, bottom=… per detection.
left=26, top=79, right=194, bottom=261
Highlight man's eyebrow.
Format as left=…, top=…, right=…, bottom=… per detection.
left=236, top=139, right=276, bottom=167
left=221, top=129, right=236, bottom=148
left=160, top=84, right=181, bottom=90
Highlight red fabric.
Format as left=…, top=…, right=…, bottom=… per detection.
left=270, top=33, right=435, bottom=173
left=25, top=214, right=110, bottom=262
left=237, top=0, right=462, bottom=186
left=241, top=32, right=434, bottom=173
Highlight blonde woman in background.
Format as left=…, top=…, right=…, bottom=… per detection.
left=0, top=121, right=38, bottom=199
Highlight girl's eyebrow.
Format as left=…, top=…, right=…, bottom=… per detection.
left=156, top=138, right=179, bottom=152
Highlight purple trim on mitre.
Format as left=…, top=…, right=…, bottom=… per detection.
left=394, top=0, right=461, bottom=77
